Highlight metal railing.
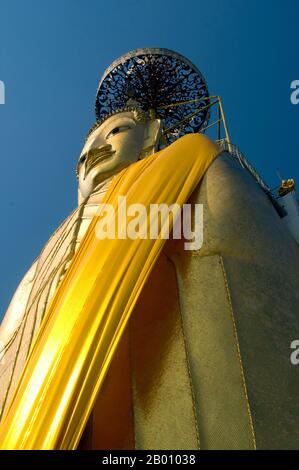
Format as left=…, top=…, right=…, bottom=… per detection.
left=217, top=139, right=271, bottom=194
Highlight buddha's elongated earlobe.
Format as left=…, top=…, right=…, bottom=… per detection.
left=139, top=119, right=162, bottom=159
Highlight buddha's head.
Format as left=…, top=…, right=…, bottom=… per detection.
left=76, top=106, right=162, bottom=203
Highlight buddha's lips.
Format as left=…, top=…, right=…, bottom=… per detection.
left=84, top=150, right=116, bottom=178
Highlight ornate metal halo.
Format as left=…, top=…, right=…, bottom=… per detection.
left=95, top=48, right=210, bottom=145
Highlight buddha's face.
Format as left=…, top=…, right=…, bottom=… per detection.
left=77, top=111, right=158, bottom=200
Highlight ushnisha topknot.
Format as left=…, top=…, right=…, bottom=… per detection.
left=85, top=105, right=148, bottom=142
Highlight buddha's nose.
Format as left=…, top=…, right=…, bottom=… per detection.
left=83, top=144, right=115, bottom=179
left=87, top=144, right=113, bottom=162
left=98, top=144, right=113, bottom=153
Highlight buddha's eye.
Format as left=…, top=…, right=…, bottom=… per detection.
left=76, top=154, right=87, bottom=177
left=106, top=125, right=132, bottom=139
left=79, top=154, right=87, bottom=165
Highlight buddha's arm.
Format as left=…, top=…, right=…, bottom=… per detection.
left=0, top=260, right=38, bottom=349
left=165, top=151, right=299, bottom=449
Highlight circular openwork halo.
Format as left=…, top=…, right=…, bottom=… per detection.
left=95, top=48, right=210, bottom=145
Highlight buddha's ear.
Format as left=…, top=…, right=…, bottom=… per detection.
left=140, top=119, right=162, bottom=158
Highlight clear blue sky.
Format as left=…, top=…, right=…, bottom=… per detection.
left=0, top=0, right=298, bottom=318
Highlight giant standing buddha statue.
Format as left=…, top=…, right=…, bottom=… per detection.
left=0, top=48, right=299, bottom=450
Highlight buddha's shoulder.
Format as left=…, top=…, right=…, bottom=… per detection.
left=169, top=133, right=220, bottom=152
